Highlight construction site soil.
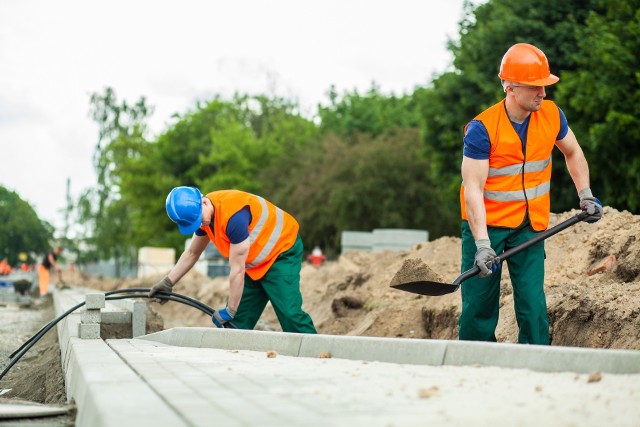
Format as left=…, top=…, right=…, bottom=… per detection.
left=1, top=206, right=639, bottom=412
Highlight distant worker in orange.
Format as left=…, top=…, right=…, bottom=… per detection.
left=459, top=43, right=602, bottom=345
left=0, top=257, right=11, bottom=275
left=38, top=246, right=63, bottom=296
left=307, top=246, right=326, bottom=267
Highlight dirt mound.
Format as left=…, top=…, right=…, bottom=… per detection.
left=74, top=207, right=640, bottom=349
left=0, top=297, right=67, bottom=405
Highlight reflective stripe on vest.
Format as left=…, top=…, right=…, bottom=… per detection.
left=485, top=157, right=552, bottom=203
left=203, top=190, right=299, bottom=280
left=485, top=181, right=551, bottom=202
left=246, top=197, right=285, bottom=269
left=460, top=99, right=560, bottom=231
left=488, top=156, right=551, bottom=178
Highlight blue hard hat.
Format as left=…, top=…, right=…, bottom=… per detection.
left=165, top=186, right=203, bottom=235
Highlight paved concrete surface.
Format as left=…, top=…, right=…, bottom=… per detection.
left=53, top=288, right=640, bottom=427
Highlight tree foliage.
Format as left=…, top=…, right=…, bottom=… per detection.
left=556, top=0, right=640, bottom=211
left=76, top=88, right=153, bottom=274
left=262, top=129, right=458, bottom=254
left=0, top=186, right=53, bottom=265
left=318, top=84, right=423, bottom=139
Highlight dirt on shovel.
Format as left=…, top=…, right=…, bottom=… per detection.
left=389, top=258, right=445, bottom=287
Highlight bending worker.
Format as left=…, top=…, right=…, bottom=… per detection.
left=150, top=187, right=317, bottom=333
left=459, top=43, right=602, bottom=344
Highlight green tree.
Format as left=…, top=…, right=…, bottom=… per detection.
left=0, top=186, right=53, bottom=265
left=318, top=84, right=423, bottom=140
left=556, top=0, right=640, bottom=211
left=262, top=130, right=458, bottom=254
left=79, top=87, right=153, bottom=275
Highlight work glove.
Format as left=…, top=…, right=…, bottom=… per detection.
left=212, top=306, right=237, bottom=328
left=474, top=239, right=501, bottom=278
left=579, top=188, right=603, bottom=224
left=148, top=276, right=173, bottom=304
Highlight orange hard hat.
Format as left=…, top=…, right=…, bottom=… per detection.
left=498, top=43, right=559, bottom=86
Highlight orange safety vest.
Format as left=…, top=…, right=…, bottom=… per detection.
left=460, top=99, right=560, bottom=231
left=200, top=190, right=299, bottom=280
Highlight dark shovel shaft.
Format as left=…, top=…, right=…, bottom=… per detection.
left=391, top=211, right=590, bottom=296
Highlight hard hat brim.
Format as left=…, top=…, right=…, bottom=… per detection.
left=505, top=73, right=559, bottom=87
left=176, top=210, right=202, bottom=235
left=530, top=73, right=559, bottom=86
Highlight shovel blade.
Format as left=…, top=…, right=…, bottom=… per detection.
left=390, top=280, right=459, bottom=296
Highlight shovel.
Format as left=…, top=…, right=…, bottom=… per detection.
left=391, top=211, right=590, bottom=296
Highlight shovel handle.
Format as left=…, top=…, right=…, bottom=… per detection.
left=452, top=211, right=590, bottom=289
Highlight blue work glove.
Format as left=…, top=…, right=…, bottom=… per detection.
left=474, top=239, right=501, bottom=278
left=579, top=188, right=603, bottom=224
left=212, top=307, right=237, bottom=328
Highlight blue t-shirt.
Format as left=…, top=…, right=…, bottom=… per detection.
left=463, top=107, right=569, bottom=160
left=195, top=206, right=251, bottom=244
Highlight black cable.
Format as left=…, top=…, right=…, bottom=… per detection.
left=2, top=289, right=237, bottom=382
left=108, top=288, right=217, bottom=317
left=10, top=289, right=205, bottom=359
left=9, top=289, right=236, bottom=359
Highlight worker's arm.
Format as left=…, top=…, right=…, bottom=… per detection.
left=48, top=253, right=58, bottom=271
left=462, top=155, right=501, bottom=277
left=461, top=155, right=490, bottom=241
left=227, top=237, right=250, bottom=311
left=148, top=235, right=209, bottom=301
left=555, top=127, right=590, bottom=194
left=49, top=253, right=64, bottom=282
left=167, top=234, right=210, bottom=284
left=556, top=128, right=602, bottom=222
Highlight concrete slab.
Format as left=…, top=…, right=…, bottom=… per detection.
left=444, top=340, right=640, bottom=374
left=106, top=336, right=640, bottom=427
left=140, top=327, right=640, bottom=374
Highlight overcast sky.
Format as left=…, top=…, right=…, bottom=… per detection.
left=0, top=0, right=471, bottom=233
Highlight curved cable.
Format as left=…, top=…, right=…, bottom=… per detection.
left=10, top=289, right=210, bottom=359
left=2, top=289, right=236, bottom=382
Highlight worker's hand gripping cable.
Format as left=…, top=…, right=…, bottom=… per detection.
left=148, top=276, right=174, bottom=304
left=212, top=306, right=237, bottom=328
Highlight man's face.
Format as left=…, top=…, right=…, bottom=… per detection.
left=511, top=84, right=546, bottom=112
left=201, top=197, right=213, bottom=227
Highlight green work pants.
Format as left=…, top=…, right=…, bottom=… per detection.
left=458, top=221, right=549, bottom=344
left=232, top=236, right=317, bottom=333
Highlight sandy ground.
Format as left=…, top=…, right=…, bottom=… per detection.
left=0, top=296, right=75, bottom=426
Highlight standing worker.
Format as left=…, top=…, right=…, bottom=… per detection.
left=38, top=245, right=63, bottom=297
left=149, top=187, right=317, bottom=333
left=459, top=43, right=602, bottom=344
